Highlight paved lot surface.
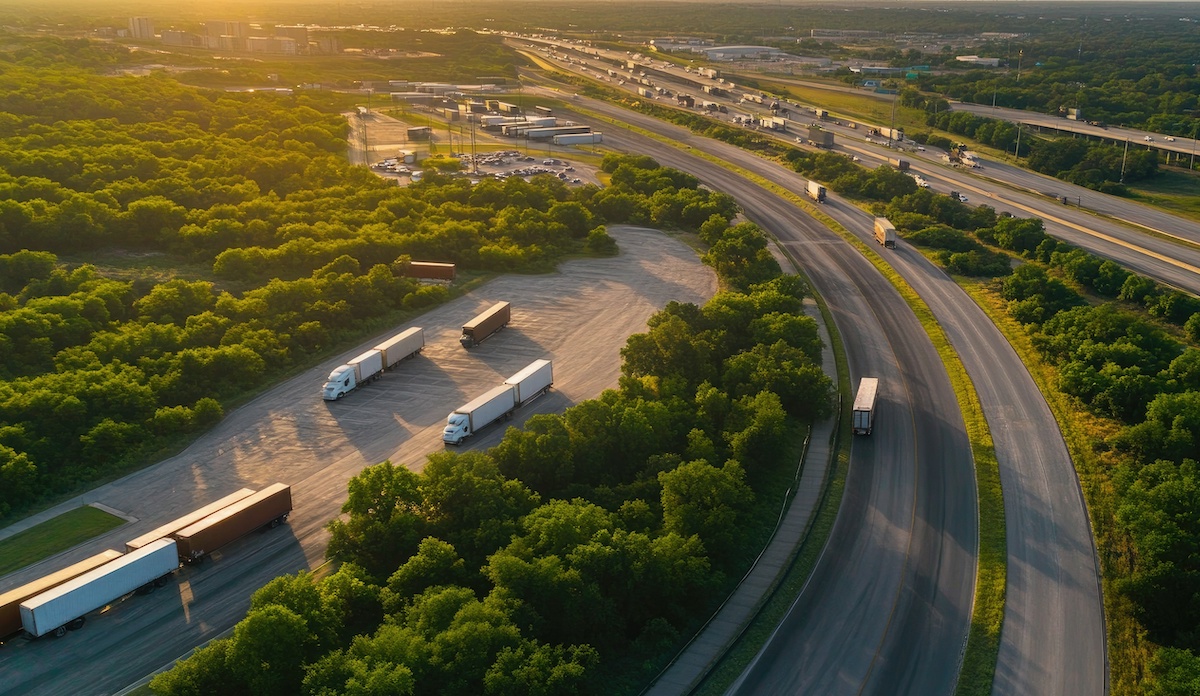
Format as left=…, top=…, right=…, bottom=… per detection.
left=0, top=225, right=716, bottom=696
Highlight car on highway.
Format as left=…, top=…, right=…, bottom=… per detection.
left=1144, top=135, right=1154, bottom=141
left=1166, top=136, right=1176, bottom=142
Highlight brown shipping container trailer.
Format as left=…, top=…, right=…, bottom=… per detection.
left=460, top=302, right=511, bottom=348
left=125, top=488, right=256, bottom=552
left=0, top=549, right=123, bottom=638
left=173, top=483, right=292, bottom=562
left=405, top=261, right=456, bottom=281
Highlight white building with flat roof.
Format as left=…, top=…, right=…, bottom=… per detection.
left=128, top=17, right=155, bottom=40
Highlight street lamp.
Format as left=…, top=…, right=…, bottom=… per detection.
left=1191, top=122, right=1198, bottom=172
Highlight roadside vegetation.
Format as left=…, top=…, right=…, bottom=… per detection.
left=149, top=154, right=835, bottom=696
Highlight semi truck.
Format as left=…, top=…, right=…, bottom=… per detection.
left=874, top=218, right=897, bottom=249
left=322, top=348, right=385, bottom=400
left=443, top=385, right=518, bottom=445
left=505, top=359, right=554, bottom=405
left=806, top=180, right=827, bottom=203
left=0, top=550, right=124, bottom=639
left=172, top=483, right=293, bottom=564
left=887, top=157, right=910, bottom=172
left=125, top=488, right=256, bottom=552
left=443, top=359, right=553, bottom=444
left=460, top=301, right=511, bottom=348
left=375, top=328, right=425, bottom=369
left=807, top=126, right=833, bottom=148
left=554, top=132, right=603, bottom=145
left=638, top=87, right=656, bottom=99
left=853, top=378, right=879, bottom=435
left=20, top=538, right=178, bottom=638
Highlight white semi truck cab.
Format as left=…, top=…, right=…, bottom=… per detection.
left=322, top=365, right=357, bottom=401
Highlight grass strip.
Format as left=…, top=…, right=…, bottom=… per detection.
left=524, top=65, right=1007, bottom=695
left=0, top=506, right=126, bottom=576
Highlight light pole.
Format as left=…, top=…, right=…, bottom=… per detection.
left=1191, top=122, right=1198, bottom=172
left=1120, top=138, right=1130, bottom=182
left=1014, top=121, right=1022, bottom=160
left=888, top=86, right=898, bottom=148
left=1016, top=49, right=1023, bottom=82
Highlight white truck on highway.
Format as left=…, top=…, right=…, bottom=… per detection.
left=874, top=218, right=897, bottom=249
left=443, top=359, right=554, bottom=445
left=806, top=180, right=827, bottom=203
left=20, top=538, right=178, bottom=638
left=853, top=377, right=879, bottom=435
left=322, top=348, right=385, bottom=400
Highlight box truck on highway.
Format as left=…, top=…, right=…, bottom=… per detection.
left=125, top=488, right=256, bottom=552
left=505, top=359, right=554, bottom=405
left=874, top=218, right=897, bottom=249
left=853, top=378, right=879, bottom=435
left=443, top=385, right=518, bottom=445
left=20, top=539, right=178, bottom=638
left=887, top=157, right=910, bottom=171
left=172, top=483, right=292, bottom=564
left=460, top=302, right=511, bottom=348
left=322, top=349, right=385, bottom=400
left=806, top=180, right=827, bottom=203
left=375, top=328, right=425, bottom=369
left=0, top=550, right=124, bottom=639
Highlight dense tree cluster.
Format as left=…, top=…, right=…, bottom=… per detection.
left=152, top=218, right=832, bottom=694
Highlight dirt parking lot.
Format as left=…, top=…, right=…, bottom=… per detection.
left=0, top=225, right=716, bottom=696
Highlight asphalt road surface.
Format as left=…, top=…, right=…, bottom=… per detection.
left=0, top=226, right=716, bottom=696
left=553, top=89, right=1103, bottom=696
left=567, top=97, right=977, bottom=695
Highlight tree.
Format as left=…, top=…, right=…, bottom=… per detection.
left=225, top=605, right=314, bottom=696
left=327, top=461, right=428, bottom=580
left=490, top=414, right=574, bottom=497
left=483, top=641, right=598, bottom=696
left=149, top=638, right=241, bottom=696
left=659, top=459, right=753, bottom=563
left=383, top=538, right=470, bottom=613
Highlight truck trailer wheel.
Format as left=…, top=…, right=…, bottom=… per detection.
left=53, top=625, right=67, bottom=638
left=67, top=617, right=86, bottom=631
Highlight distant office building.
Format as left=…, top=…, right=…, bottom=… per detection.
left=206, top=20, right=249, bottom=49
left=128, top=17, right=155, bottom=40
left=810, top=28, right=882, bottom=39
left=314, top=35, right=342, bottom=54
left=702, top=45, right=786, bottom=61
left=274, top=25, right=309, bottom=52
left=161, top=30, right=204, bottom=47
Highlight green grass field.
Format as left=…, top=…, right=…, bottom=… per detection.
left=1125, top=167, right=1200, bottom=223
left=0, top=506, right=126, bottom=576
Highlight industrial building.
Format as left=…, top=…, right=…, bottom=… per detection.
left=128, top=17, right=155, bottom=40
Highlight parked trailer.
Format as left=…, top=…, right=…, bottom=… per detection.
left=125, top=488, right=257, bottom=552
left=524, top=126, right=591, bottom=140
left=505, top=359, right=553, bottom=405
left=404, top=261, right=456, bottom=281
left=375, top=327, right=425, bottom=369
left=0, top=550, right=123, bottom=639
left=808, top=127, right=834, bottom=148
left=20, top=539, right=177, bottom=638
left=534, top=105, right=553, bottom=116
left=874, top=218, right=897, bottom=249
left=806, top=180, right=827, bottom=203
left=172, top=483, right=293, bottom=564
left=887, top=157, right=910, bottom=172
left=853, top=378, right=879, bottom=435
left=322, top=348, right=385, bottom=400
left=553, top=132, right=603, bottom=146
left=460, top=301, right=511, bottom=348
left=442, top=385, right=518, bottom=445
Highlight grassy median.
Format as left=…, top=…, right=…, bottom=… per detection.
left=0, top=506, right=126, bottom=576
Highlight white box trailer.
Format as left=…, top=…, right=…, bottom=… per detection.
left=443, top=385, right=517, bottom=445
left=375, top=328, right=425, bottom=369
left=524, top=126, right=591, bottom=140
left=853, top=378, right=879, bottom=435
left=553, top=132, right=603, bottom=145
left=322, top=348, right=385, bottom=400
left=526, top=116, right=557, bottom=127
left=874, top=218, right=897, bottom=249
left=20, top=538, right=178, bottom=638
left=505, top=359, right=553, bottom=405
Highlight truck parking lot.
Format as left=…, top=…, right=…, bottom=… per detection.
left=0, top=225, right=716, bottom=696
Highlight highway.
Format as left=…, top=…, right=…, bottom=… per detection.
left=536, top=76, right=1106, bottom=695
left=562, top=94, right=978, bottom=695
left=0, top=227, right=717, bottom=696
left=526, top=38, right=1200, bottom=294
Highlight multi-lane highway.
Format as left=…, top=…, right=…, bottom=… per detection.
left=561, top=94, right=978, bottom=695
left=527, top=70, right=1108, bottom=694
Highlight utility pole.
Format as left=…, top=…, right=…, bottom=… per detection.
left=1016, top=49, right=1024, bottom=82
left=1014, top=122, right=1023, bottom=159
left=1120, top=138, right=1130, bottom=182
left=888, top=86, right=898, bottom=148
left=1192, top=122, right=1198, bottom=172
